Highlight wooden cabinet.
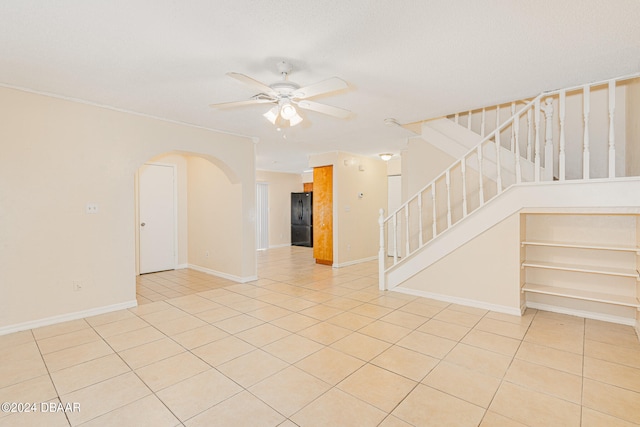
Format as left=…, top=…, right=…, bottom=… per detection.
left=313, top=165, right=333, bottom=265
left=521, top=213, right=639, bottom=329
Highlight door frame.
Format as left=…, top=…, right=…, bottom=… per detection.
left=135, top=162, right=179, bottom=275
left=256, top=182, right=269, bottom=251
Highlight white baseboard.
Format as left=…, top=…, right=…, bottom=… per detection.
left=333, top=256, right=378, bottom=269
left=268, top=243, right=292, bottom=249
left=392, top=286, right=522, bottom=317
left=526, top=302, right=636, bottom=326
left=176, top=263, right=189, bottom=269
left=0, top=300, right=138, bottom=337
left=188, top=264, right=258, bottom=283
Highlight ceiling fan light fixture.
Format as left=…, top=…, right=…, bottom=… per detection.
left=379, top=153, right=393, bottom=161
left=280, top=102, right=297, bottom=120
left=264, top=106, right=279, bottom=124
left=289, top=113, right=303, bottom=127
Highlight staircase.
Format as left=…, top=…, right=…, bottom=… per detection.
left=378, top=73, right=640, bottom=328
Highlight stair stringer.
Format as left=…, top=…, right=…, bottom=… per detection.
left=385, top=178, right=640, bottom=313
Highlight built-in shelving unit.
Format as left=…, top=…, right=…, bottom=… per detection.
left=520, top=213, right=640, bottom=329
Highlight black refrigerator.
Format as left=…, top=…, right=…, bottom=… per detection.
left=291, top=192, right=313, bottom=247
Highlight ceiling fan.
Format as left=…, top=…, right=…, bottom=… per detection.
left=210, top=61, right=352, bottom=127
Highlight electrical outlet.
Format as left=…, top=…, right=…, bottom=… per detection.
left=205, top=251, right=210, bottom=258
left=72, top=280, right=82, bottom=292
left=85, top=203, right=99, bottom=214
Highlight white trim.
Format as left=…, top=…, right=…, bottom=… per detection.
left=268, top=243, right=291, bottom=249
left=0, top=300, right=138, bottom=337
left=526, top=302, right=636, bottom=326
left=176, top=263, right=189, bottom=269
left=391, top=286, right=522, bottom=316
left=333, top=255, right=378, bottom=268
left=188, top=264, right=257, bottom=283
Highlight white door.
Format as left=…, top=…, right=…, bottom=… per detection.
left=139, top=163, right=176, bottom=274
left=256, top=182, right=269, bottom=250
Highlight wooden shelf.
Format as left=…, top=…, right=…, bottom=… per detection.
left=523, top=283, right=640, bottom=308
left=521, top=260, right=639, bottom=278
left=522, top=240, right=639, bottom=253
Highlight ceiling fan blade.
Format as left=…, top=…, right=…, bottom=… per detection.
left=296, top=100, right=352, bottom=119
left=294, top=77, right=348, bottom=99
left=209, top=98, right=274, bottom=109
left=227, top=72, right=276, bottom=96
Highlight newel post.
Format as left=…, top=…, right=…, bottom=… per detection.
left=378, top=208, right=386, bottom=291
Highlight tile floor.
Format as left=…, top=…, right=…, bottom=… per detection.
left=1, top=246, right=640, bottom=426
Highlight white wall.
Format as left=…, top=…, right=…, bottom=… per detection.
left=256, top=170, right=303, bottom=247
left=626, top=78, right=640, bottom=176
left=0, top=86, right=256, bottom=333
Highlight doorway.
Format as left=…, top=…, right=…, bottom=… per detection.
left=138, top=163, right=177, bottom=274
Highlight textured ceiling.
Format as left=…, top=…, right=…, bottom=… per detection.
left=1, top=1, right=639, bottom=173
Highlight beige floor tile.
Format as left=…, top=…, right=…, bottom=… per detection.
left=185, top=390, right=285, bottom=427
left=217, top=349, right=288, bottom=388
left=171, top=324, right=229, bottom=349
left=370, top=295, right=411, bottom=309
left=515, top=340, right=583, bottom=376
left=378, top=415, right=414, bottom=427
left=504, top=358, right=582, bottom=404
left=250, top=365, right=331, bottom=417
left=85, top=309, right=137, bottom=327
left=444, top=343, right=512, bottom=378
left=139, top=306, right=190, bottom=325
left=231, top=298, right=271, bottom=313
left=269, top=313, right=320, bottom=332
left=0, top=342, right=49, bottom=388
left=489, top=381, right=581, bottom=427
left=0, top=330, right=33, bottom=351
left=584, top=356, right=640, bottom=393
left=118, top=337, right=185, bottom=369
left=371, top=345, right=439, bottom=382
left=235, top=323, right=290, bottom=347
left=378, top=310, right=429, bottom=329
left=433, top=307, right=483, bottom=327
left=32, top=318, right=90, bottom=340
left=448, top=304, right=489, bottom=316
left=0, top=375, right=58, bottom=413
left=581, top=407, right=639, bottom=427
left=263, top=334, right=324, bottom=363
left=298, top=304, right=343, bottom=321
left=245, top=304, right=292, bottom=322
left=61, top=372, right=152, bottom=425
left=212, top=313, right=264, bottom=334
left=466, top=323, right=531, bottom=354
left=398, top=300, right=447, bottom=317
left=291, top=387, right=386, bottom=427
left=135, top=352, right=210, bottom=391
left=103, top=326, right=166, bottom=352
left=43, top=339, right=114, bottom=372
left=585, top=338, right=640, bottom=369
left=337, top=363, right=416, bottom=412
left=50, top=353, right=130, bottom=395
left=195, top=306, right=242, bottom=323
left=156, top=369, right=242, bottom=422
left=93, top=316, right=149, bottom=338
left=396, top=330, right=457, bottom=359
left=36, top=328, right=101, bottom=355
left=323, top=297, right=364, bottom=311
left=0, top=398, right=70, bottom=427
left=392, top=384, right=485, bottom=427
left=298, top=322, right=352, bottom=345
left=331, top=332, right=391, bottom=361
left=166, top=295, right=222, bottom=314
left=325, top=311, right=375, bottom=330
left=79, top=394, right=180, bottom=427
left=485, top=309, right=536, bottom=326
left=418, top=318, right=470, bottom=341
left=585, top=319, right=640, bottom=350
left=524, top=316, right=584, bottom=354
left=153, top=315, right=207, bottom=336
left=423, top=361, right=501, bottom=408
left=479, top=411, right=528, bottom=426
left=295, top=347, right=365, bottom=385
left=349, top=303, right=394, bottom=319
left=474, top=317, right=530, bottom=340
left=191, top=336, right=255, bottom=366
left=357, top=320, right=412, bottom=343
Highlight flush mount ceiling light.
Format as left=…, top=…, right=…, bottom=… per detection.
left=379, top=153, right=393, bottom=161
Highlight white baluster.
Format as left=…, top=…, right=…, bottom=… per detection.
left=378, top=209, right=385, bottom=290
left=417, top=193, right=423, bottom=247
left=467, top=110, right=472, bottom=130
left=559, top=90, right=566, bottom=181
left=445, top=170, right=452, bottom=227
left=404, top=205, right=410, bottom=257
left=583, top=85, right=590, bottom=179
left=608, top=80, right=616, bottom=178
left=477, top=145, right=485, bottom=205
left=454, top=113, right=459, bottom=125
left=431, top=185, right=437, bottom=238
left=514, top=114, right=522, bottom=183
left=542, top=98, right=554, bottom=181
left=481, top=108, right=486, bottom=137
left=461, top=159, right=468, bottom=216
left=534, top=98, right=541, bottom=182
left=510, top=102, right=516, bottom=152
left=526, top=108, right=533, bottom=161
left=495, top=106, right=503, bottom=193
left=392, top=213, right=398, bottom=265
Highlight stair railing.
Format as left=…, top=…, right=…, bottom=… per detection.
left=379, top=73, right=640, bottom=291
